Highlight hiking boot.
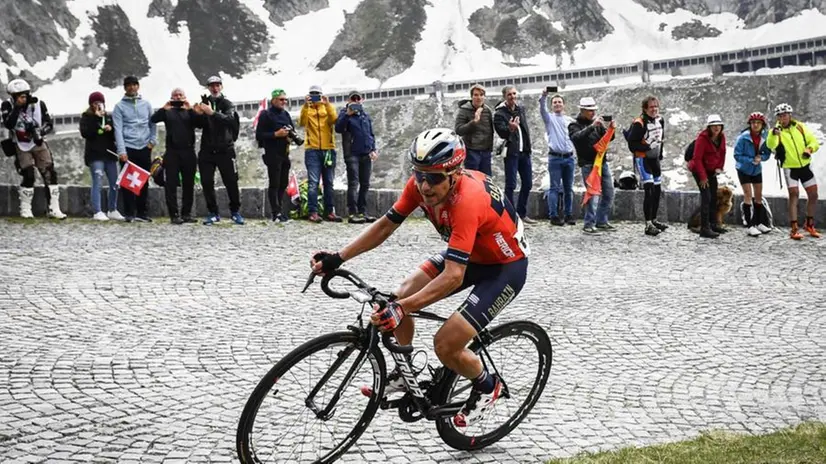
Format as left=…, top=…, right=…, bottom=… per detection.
left=710, top=223, right=728, bottom=234
left=549, top=217, right=564, bottom=226
left=805, top=218, right=821, bottom=238
left=181, top=216, right=197, bottom=224
left=652, top=219, right=669, bottom=231
left=644, top=223, right=661, bottom=236
left=596, top=223, right=617, bottom=231
left=349, top=213, right=366, bottom=224
left=363, top=214, right=377, bottom=223
left=276, top=214, right=291, bottom=224
left=520, top=216, right=537, bottom=225
left=134, top=216, right=153, bottom=223
left=324, top=213, right=343, bottom=223
left=308, top=213, right=323, bottom=223
left=231, top=212, right=245, bottom=225
left=699, top=227, right=719, bottom=239
left=564, top=215, right=576, bottom=225
left=746, top=226, right=761, bottom=237
left=170, top=216, right=184, bottom=225
left=453, top=376, right=503, bottom=428
left=203, top=214, right=220, bottom=225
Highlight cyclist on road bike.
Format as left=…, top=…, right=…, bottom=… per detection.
left=311, top=128, right=530, bottom=427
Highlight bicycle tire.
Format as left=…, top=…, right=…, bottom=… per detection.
left=236, top=331, right=386, bottom=464
left=434, top=320, right=552, bottom=451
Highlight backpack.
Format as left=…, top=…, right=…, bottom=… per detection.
left=289, top=179, right=325, bottom=219
left=231, top=110, right=241, bottom=142
left=622, top=117, right=644, bottom=155
left=684, top=140, right=696, bottom=162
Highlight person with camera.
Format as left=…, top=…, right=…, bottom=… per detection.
left=539, top=87, right=576, bottom=226
left=79, top=91, right=124, bottom=221
left=256, top=88, right=300, bottom=223
left=454, top=84, right=494, bottom=176
left=113, top=75, right=157, bottom=222
left=626, top=96, right=667, bottom=237
left=336, top=90, right=378, bottom=224
left=1, top=79, right=66, bottom=219
left=568, top=97, right=616, bottom=234
left=493, top=85, right=536, bottom=224
left=193, top=75, right=244, bottom=225
left=300, top=84, right=341, bottom=223
left=766, top=103, right=820, bottom=239
left=150, top=88, right=198, bottom=224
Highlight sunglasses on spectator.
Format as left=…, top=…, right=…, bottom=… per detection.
left=413, top=170, right=448, bottom=185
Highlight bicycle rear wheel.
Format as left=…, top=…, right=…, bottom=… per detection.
left=435, top=320, right=552, bottom=450
left=236, top=331, right=386, bottom=463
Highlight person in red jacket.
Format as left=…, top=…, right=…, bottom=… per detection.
left=689, top=115, right=728, bottom=238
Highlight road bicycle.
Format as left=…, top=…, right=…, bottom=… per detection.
left=236, top=268, right=552, bottom=463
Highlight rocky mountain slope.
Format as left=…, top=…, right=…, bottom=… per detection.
left=5, top=68, right=824, bottom=199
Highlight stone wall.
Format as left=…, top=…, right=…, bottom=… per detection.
left=1, top=184, right=824, bottom=226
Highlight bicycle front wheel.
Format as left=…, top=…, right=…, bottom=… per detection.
left=435, top=320, right=552, bottom=450
left=236, top=331, right=386, bottom=464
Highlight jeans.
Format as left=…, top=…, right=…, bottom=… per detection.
left=692, top=171, right=718, bottom=228
left=546, top=155, right=575, bottom=218
left=89, top=159, right=119, bottom=213
left=305, top=149, right=336, bottom=214
left=580, top=162, right=615, bottom=228
left=264, top=154, right=291, bottom=218
left=120, top=147, right=151, bottom=218
left=504, top=153, right=532, bottom=217
left=345, top=154, right=372, bottom=215
left=199, top=148, right=241, bottom=215
left=465, top=149, right=492, bottom=176
left=164, top=149, right=197, bottom=218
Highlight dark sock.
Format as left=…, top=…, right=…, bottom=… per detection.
left=743, top=203, right=752, bottom=226
left=807, top=216, right=815, bottom=227
left=643, top=184, right=654, bottom=221
left=652, top=184, right=662, bottom=218
left=473, top=369, right=496, bottom=394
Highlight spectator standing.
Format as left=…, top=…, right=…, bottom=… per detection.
left=766, top=103, right=820, bottom=240
left=194, top=75, right=244, bottom=225
left=568, top=97, right=616, bottom=234
left=336, top=90, right=378, bottom=224
left=689, top=115, right=728, bottom=239
left=626, top=96, right=668, bottom=236
left=539, top=91, right=576, bottom=225
left=113, top=75, right=156, bottom=222
left=256, top=88, right=295, bottom=223
left=493, top=86, right=536, bottom=224
left=79, top=91, right=124, bottom=221
left=300, top=84, right=341, bottom=223
left=733, top=112, right=772, bottom=236
left=454, top=84, right=494, bottom=176
left=151, top=88, right=198, bottom=224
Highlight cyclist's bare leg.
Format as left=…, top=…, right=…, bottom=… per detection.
left=392, top=269, right=433, bottom=346
left=433, top=313, right=482, bottom=380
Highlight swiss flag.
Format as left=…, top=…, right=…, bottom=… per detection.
left=251, top=98, right=267, bottom=130
left=117, top=161, right=150, bottom=195
left=286, top=171, right=300, bottom=204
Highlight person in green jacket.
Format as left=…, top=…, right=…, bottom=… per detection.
left=766, top=103, right=820, bottom=240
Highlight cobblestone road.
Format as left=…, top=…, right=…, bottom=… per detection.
left=1, top=217, right=825, bottom=463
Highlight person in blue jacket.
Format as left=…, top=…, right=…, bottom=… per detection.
left=335, top=90, right=378, bottom=224
left=733, top=112, right=772, bottom=236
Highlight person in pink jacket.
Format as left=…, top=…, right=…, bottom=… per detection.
left=689, top=115, right=728, bottom=238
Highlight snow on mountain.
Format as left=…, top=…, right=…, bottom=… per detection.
left=2, top=0, right=826, bottom=114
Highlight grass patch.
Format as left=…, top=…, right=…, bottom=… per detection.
left=547, top=422, right=826, bottom=464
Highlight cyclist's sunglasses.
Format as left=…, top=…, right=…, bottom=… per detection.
left=413, top=170, right=448, bottom=185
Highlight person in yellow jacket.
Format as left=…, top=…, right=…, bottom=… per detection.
left=766, top=103, right=820, bottom=239
left=300, top=84, right=342, bottom=223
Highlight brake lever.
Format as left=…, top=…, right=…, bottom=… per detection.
left=301, top=272, right=316, bottom=293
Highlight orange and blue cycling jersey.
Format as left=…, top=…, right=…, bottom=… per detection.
left=385, top=170, right=530, bottom=267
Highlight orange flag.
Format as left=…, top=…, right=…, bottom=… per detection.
left=581, top=126, right=615, bottom=207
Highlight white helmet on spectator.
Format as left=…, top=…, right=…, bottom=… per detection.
left=774, top=103, right=793, bottom=115
left=6, top=79, right=30, bottom=95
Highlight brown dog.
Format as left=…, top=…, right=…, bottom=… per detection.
left=688, top=185, right=734, bottom=232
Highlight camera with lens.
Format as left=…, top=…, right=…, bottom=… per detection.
left=200, top=94, right=211, bottom=105
left=285, top=126, right=304, bottom=146
left=24, top=120, right=44, bottom=146
left=26, top=95, right=39, bottom=105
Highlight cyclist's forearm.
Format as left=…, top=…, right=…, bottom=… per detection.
left=399, top=271, right=462, bottom=314
left=339, top=216, right=398, bottom=261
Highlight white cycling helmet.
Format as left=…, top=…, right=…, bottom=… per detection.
left=6, top=79, right=31, bottom=95
left=774, top=103, right=793, bottom=115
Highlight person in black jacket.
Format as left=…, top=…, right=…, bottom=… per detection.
left=256, top=88, right=296, bottom=223
left=151, top=88, right=199, bottom=224
left=79, top=92, right=124, bottom=221
left=568, top=97, right=616, bottom=234
left=335, top=90, right=378, bottom=224
left=493, top=85, right=536, bottom=224
left=193, top=75, right=244, bottom=225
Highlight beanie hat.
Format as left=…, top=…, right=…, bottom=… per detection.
left=88, top=92, right=105, bottom=106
